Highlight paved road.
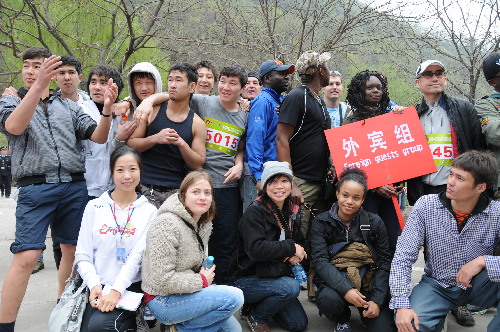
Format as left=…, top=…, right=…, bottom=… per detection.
left=0, top=193, right=495, bottom=331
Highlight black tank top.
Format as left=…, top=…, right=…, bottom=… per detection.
left=141, top=101, right=195, bottom=187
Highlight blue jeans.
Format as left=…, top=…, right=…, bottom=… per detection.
left=147, top=285, right=244, bottom=332
left=233, top=275, right=308, bottom=331
left=409, top=271, right=500, bottom=332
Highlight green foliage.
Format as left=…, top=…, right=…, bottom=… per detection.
left=0, top=134, right=7, bottom=148
left=0, top=0, right=168, bottom=98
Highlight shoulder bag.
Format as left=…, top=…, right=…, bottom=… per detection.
left=48, top=264, right=89, bottom=332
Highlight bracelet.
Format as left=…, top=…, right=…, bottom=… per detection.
left=114, top=137, right=125, bottom=143
left=101, top=113, right=111, bottom=117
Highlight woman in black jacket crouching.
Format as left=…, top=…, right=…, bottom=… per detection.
left=310, top=167, right=396, bottom=332
left=229, top=161, right=308, bottom=332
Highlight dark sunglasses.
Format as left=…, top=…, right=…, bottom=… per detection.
left=419, top=70, right=445, bottom=78
left=329, top=70, right=342, bottom=77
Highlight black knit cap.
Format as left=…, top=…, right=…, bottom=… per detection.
left=482, top=52, right=500, bottom=80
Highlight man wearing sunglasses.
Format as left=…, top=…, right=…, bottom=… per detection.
left=407, top=59, right=484, bottom=327
left=408, top=60, right=483, bottom=206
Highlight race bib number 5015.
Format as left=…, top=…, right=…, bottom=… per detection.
left=205, top=117, right=244, bottom=156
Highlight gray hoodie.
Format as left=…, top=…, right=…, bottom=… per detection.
left=127, top=62, right=163, bottom=109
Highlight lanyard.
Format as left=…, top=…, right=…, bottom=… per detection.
left=109, top=203, right=135, bottom=241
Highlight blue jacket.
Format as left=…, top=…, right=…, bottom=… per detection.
left=245, top=87, right=284, bottom=180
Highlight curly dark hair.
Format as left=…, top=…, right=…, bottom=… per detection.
left=336, top=167, right=368, bottom=198
left=346, top=70, right=390, bottom=120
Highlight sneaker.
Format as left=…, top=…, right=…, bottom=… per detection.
left=333, top=321, right=352, bottom=332
left=143, top=306, right=157, bottom=328
left=31, top=261, right=44, bottom=274
left=247, top=315, right=270, bottom=332
left=451, top=305, right=475, bottom=326
left=467, top=304, right=488, bottom=315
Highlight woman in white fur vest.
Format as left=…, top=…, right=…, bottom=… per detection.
left=141, top=171, right=244, bottom=331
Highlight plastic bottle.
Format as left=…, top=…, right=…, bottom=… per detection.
left=201, top=256, right=215, bottom=270
left=120, top=114, right=128, bottom=124
left=291, top=263, right=308, bottom=286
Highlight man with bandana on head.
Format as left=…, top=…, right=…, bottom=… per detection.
left=276, top=51, right=333, bottom=300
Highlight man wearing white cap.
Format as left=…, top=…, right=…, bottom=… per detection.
left=406, top=59, right=484, bottom=326
left=407, top=60, right=483, bottom=205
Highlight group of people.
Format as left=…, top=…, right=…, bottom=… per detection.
left=0, top=44, right=498, bottom=332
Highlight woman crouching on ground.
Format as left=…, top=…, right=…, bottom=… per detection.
left=75, top=146, right=157, bottom=332
left=229, top=161, right=308, bottom=332
left=141, top=171, right=244, bottom=331
left=310, top=167, right=395, bottom=332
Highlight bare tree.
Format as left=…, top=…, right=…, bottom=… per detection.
left=0, top=0, right=199, bottom=78
left=153, top=0, right=409, bottom=72
left=403, top=0, right=499, bottom=102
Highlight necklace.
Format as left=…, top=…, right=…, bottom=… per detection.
left=109, top=203, right=135, bottom=240
left=306, top=86, right=328, bottom=122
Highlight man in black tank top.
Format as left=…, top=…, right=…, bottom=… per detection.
left=128, top=63, right=207, bottom=208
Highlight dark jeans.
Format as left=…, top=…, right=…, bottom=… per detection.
left=316, top=285, right=396, bottom=331
left=81, top=282, right=142, bottom=332
left=80, top=305, right=136, bottom=332
left=209, top=187, right=241, bottom=284
left=363, top=191, right=400, bottom=255
left=233, top=275, right=308, bottom=331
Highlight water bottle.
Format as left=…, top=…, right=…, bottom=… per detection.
left=291, top=263, right=307, bottom=286
left=201, top=256, right=215, bottom=270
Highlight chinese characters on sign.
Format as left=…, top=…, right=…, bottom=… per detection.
left=325, top=107, right=436, bottom=190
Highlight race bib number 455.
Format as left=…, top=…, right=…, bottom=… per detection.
left=205, top=117, right=244, bottom=156
left=427, top=133, right=454, bottom=166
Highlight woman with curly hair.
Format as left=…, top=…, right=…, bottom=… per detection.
left=342, top=70, right=403, bottom=254
left=345, top=70, right=391, bottom=121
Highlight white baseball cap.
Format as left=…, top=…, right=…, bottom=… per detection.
left=415, top=60, right=445, bottom=78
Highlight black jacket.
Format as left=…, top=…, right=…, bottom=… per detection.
left=228, top=200, right=301, bottom=280
left=407, top=93, right=484, bottom=205
left=310, top=205, right=392, bottom=306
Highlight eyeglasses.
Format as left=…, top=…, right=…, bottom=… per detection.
left=419, top=70, right=445, bottom=78
left=330, top=70, right=342, bottom=77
